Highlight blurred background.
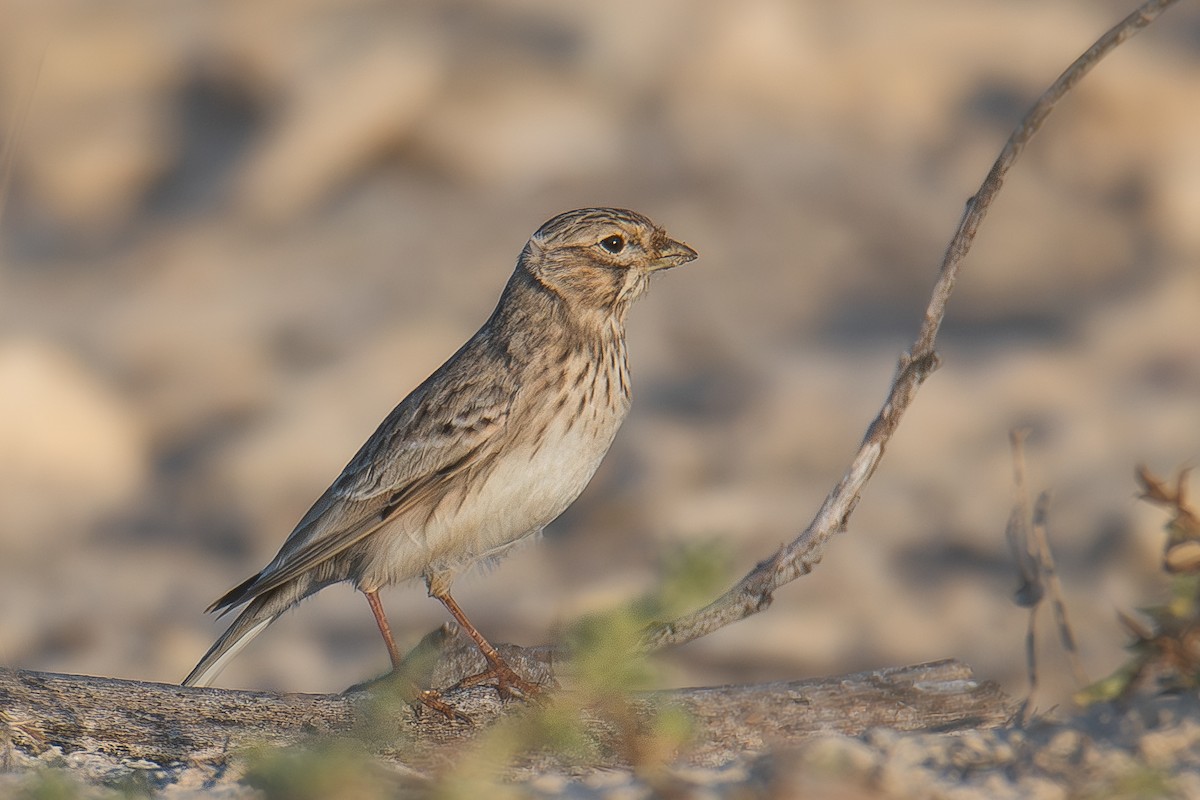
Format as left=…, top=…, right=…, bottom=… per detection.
left=1, top=0, right=1198, bottom=707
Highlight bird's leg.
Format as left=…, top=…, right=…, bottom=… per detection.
left=363, top=588, right=404, bottom=670
left=426, top=576, right=542, bottom=700
left=363, top=588, right=472, bottom=722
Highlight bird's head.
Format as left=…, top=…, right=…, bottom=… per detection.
left=519, top=207, right=697, bottom=315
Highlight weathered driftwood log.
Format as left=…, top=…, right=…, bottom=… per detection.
left=1, top=655, right=1012, bottom=772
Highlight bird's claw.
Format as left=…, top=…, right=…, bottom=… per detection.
left=415, top=689, right=474, bottom=724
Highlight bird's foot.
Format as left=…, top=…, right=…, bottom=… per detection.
left=409, top=661, right=541, bottom=721
left=450, top=660, right=544, bottom=701
left=349, top=668, right=475, bottom=724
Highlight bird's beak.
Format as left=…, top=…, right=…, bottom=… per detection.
left=650, top=238, right=698, bottom=271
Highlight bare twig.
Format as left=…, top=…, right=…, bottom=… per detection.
left=1007, top=428, right=1042, bottom=610
left=1006, top=428, right=1088, bottom=720
left=641, top=0, right=1183, bottom=653
left=1029, top=492, right=1089, bottom=688
left=1005, top=429, right=1042, bottom=721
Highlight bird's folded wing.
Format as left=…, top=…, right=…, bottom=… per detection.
left=223, top=366, right=516, bottom=606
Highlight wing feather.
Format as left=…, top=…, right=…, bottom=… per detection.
left=212, top=336, right=517, bottom=612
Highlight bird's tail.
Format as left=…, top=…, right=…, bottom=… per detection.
left=182, top=592, right=285, bottom=688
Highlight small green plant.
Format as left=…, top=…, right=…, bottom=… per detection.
left=14, top=770, right=86, bottom=800
left=431, top=539, right=729, bottom=795
left=1077, top=466, right=1200, bottom=704
left=243, top=741, right=405, bottom=800
left=1080, top=763, right=1182, bottom=800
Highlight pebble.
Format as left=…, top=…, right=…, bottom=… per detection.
left=1174, top=772, right=1200, bottom=798
left=1033, top=728, right=1082, bottom=773
left=797, top=733, right=881, bottom=776
left=1139, top=725, right=1192, bottom=768
left=1015, top=775, right=1069, bottom=800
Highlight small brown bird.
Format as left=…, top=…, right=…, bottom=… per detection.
left=182, top=208, right=696, bottom=694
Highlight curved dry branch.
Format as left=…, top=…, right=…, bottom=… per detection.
left=641, top=0, right=1183, bottom=653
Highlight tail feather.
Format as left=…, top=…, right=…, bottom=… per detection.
left=183, top=594, right=286, bottom=687
left=182, top=605, right=276, bottom=687
left=206, top=571, right=262, bottom=617
left=185, top=567, right=336, bottom=688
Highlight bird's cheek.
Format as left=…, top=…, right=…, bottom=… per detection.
left=617, top=269, right=649, bottom=303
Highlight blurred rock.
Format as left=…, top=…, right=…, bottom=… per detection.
left=411, top=70, right=624, bottom=187
left=233, top=33, right=446, bottom=222
left=1, top=1, right=184, bottom=237
left=0, top=339, right=147, bottom=555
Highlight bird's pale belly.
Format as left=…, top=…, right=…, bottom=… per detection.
left=361, top=399, right=628, bottom=586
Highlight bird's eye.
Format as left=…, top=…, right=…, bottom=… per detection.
left=599, top=234, right=625, bottom=254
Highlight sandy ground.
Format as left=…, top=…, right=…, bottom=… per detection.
left=1, top=0, right=1199, bottom=741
